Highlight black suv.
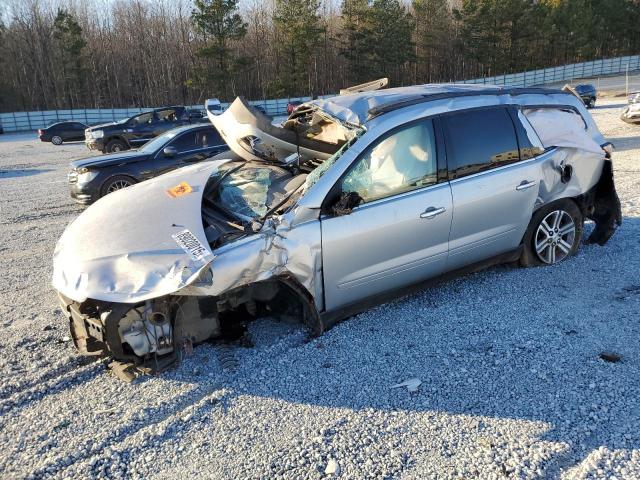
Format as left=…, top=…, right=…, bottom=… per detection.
left=85, top=106, right=208, bottom=153
left=574, top=84, right=597, bottom=108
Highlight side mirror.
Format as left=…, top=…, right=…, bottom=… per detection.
left=331, top=191, right=363, bottom=216
left=163, top=146, right=177, bottom=158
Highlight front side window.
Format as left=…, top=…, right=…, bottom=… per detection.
left=442, top=108, right=519, bottom=179
left=341, top=120, right=437, bottom=202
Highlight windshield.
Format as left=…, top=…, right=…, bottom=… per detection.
left=137, top=131, right=177, bottom=153
left=210, top=163, right=295, bottom=221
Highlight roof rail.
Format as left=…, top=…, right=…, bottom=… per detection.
left=367, top=86, right=570, bottom=120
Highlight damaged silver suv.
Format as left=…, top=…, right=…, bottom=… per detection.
left=53, top=84, right=621, bottom=374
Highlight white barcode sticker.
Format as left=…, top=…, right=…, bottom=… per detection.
left=172, top=229, right=212, bottom=262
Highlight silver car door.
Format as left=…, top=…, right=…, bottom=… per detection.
left=442, top=107, right=541, bottom=270
left=321, top=118, right=452, bottom=311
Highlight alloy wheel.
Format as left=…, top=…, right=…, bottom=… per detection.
left=534, top=209, right=576, bottom=264
left=107, top=179, right=133, bottom=193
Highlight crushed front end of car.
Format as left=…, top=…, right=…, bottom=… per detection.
left=621, top=102, right=640, bottom=125
left=53, top=103, right=360, bottom=379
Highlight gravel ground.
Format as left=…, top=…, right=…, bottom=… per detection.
left=0, top=97, right=639, bottom=480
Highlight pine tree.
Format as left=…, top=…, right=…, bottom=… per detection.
left=52, top=9, right=86, bottom=108
left=369, top=0, right=415, bottom=86
left=190, top=0, right=248, bottom=99
left=340, top=0, right=372, bottom=85
left=273, top=0, right=325, bottom=97
left=413, top=0, right=452, bottom=83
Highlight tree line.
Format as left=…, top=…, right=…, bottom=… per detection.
left=1, top=0, right=639, bottom=112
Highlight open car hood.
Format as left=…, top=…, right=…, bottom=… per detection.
left=52, top=160, right=229, bottom=303
left=208, top=97, right=347, bottom=163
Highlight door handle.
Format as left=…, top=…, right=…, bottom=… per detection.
left=516, top=180, right=537, bottom=191
left=420, top=207, right=446, bottom=219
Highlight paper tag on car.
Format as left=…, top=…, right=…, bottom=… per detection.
left=172, top=229, right=212, bottom=262
left=166, top=182, right=193, bottom=198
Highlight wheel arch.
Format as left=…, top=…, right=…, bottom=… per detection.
left=104, top=135, right=131, bottom=147
left=99, top=173, right=138, bottom=197
left=215, top=274, right=323, bottom=337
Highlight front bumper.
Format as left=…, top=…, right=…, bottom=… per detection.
left=68, top=181, right=99, bottom=205
left=621, top=107, right=640, bottom=124
left=85, top=138, right=105, bottom=151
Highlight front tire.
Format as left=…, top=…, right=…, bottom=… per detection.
left=51, top=135, right=63, bottom=145
left=587, top=98, right=595, bottom=108
left=105, top=139, right=128, bottom=153
left=520, top=199, right=583, bottom=267
left=100, top=175, right=136, bottom=197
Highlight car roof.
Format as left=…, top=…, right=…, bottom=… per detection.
left=309, top=83, right=570, bottom=125
left=49, top=120, right=83, bottom=126
left=165, top=123, right=215, bottom=135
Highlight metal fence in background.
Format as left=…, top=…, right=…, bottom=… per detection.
left=0, top=96, right=312, bottom=133
left=459, top=55, right=640, bottom=88
left=1, top=55, right=639, bottom=133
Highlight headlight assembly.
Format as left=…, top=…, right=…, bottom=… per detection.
left=91, top=130, right=104, bottom=139
left=77, top=168, right=99, bottom=183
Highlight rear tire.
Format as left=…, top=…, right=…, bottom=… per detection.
left=51, top=135, right=63, bottom=145
left=100, top=175, right=136, bottom=197
left=520, top=199, right=583, bottom=267
left=105, top=139, right=128, bottom=153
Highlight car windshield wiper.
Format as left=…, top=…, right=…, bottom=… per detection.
left=256, top=183, right=304, bottom=224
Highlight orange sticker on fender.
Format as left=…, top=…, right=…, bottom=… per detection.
left=166, top=182, right=193, bottom=198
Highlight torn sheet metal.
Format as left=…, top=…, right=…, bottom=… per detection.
left=52, top=161, right=230, bottom=303
left=180, top=207, right=324, bottom=311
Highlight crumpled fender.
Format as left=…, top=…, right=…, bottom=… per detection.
left=52, top=160, right=230, bottom=303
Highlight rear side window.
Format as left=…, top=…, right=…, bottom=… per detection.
left=513, top=110, right=545, bottom=160
left=442, top=108, right=519, bottom=179
left=169, top=131, right=198, bottom=151
left=196, top=127, right=222, bottom=147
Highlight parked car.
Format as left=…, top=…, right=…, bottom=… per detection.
left=287, top=101, right=303, bottom=114
left=574, top=83, right=597, bottom=108
left=53, top=85, right=620, bottom=375
left=38, top=121, right=87, bottom=145
left=68, top=124, right=227, bottom=205
left=621, top=102, right=640, bottom=124
left=628, top=91, right=640, bottom=104
left=84, top=106, right=207, bottom=154
left=253, top=104, right=268, bottom=115
left=205, top=98, right=223, bottom=115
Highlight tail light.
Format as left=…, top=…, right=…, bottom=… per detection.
left=38, top=129, right=43, bottom=136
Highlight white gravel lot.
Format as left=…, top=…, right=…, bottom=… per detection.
left=0, top=97, right=639, bottom=480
